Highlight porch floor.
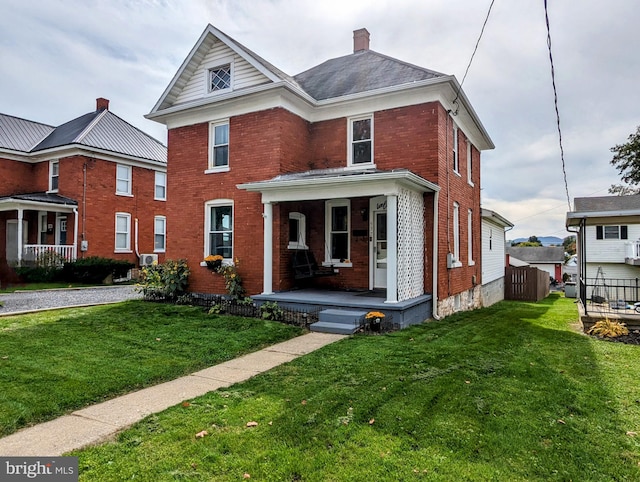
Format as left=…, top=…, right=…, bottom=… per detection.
left=253, top=288, right=433, bottom=329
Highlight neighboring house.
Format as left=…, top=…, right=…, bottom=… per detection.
left=563, top=254, right=577, bottom=282
left=0, top=98, right=167, bottom=282
left=481, top=208, right=514, bottom=306
left=566, top=194, right=640, bottom=281
left=146, top=25, right=494, bottom=324
left=506, top=246, right=564, bottom=282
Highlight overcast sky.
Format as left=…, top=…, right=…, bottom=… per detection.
left=2, top=0, right=638, bottom=241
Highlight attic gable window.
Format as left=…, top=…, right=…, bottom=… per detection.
left=208, top=63, right=232, bottom=93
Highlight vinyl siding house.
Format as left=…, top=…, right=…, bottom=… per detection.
left=481, top=209, right=513, bottom=306
left=566, top=194, right=640, bottom=311
left=147, top=25, right=494, bottom=329
left=0, top=99, right=167, bottom=284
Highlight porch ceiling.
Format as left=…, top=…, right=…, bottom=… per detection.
left=0, top=192, right=78, bottom=213
left=237, top=168, right=439, bottom=203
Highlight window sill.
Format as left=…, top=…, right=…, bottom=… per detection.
left=468, top=180, right=475, bottom=187
left=205, top=166, right=230, bottom=174
left=469, top=261, right=475, bottom=266
left=322, top=261, right=352, bottom=268
left=154, top=250, right=166, bottom=254
left=115, top=249, right=133, bottom=254
left=116, top=192, right=134, bottom=197
left=154, top=197, right=167, bottom=202
left=449, top=261, right=463, bottom=269
left=453, top=170, right=461, bottom=178
left=345, top=163, right=376, bottom=170
left=200, top=259, right=233, bottom=267
left=288, top=243, right=308, bottom=250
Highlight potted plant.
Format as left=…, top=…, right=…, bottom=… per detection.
left=204, top=254, right=223, bottom=271
left=365, top=311, right=385, bottom=332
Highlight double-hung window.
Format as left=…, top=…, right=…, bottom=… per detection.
left=468, top=209, right=474, bottom=265
left=115, top=213, right=131, bottom=252
left=452, top=124, right=459, bottom=173
left=154, top=216, right=166, bottom=252
left=155, top=171, right=167, bottom=200
left=49, top=160, right=59, bottom=192
left=348, top=115, right=373, bottom=166
left=208, top=121, right=229, bottom=171
left=288, top=212, right=307, bottom=250
left=206, top=201, right=233, bottom=259
left=596, top=225, right=628, bottom=240
left=116, top=164, right=132, bottom=195
left=452, top=202, right=460, bottom=267
left=467, top=140, right=474, bottom=185
left=325, top=200, right=350, bottom=264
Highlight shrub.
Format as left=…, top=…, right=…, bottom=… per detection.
left=588, top=318, right=629, bottom=338
left=138, top=259, right=190, bottom=300
left=14, top=251, right=66, bottom=282
left=212, top=259, right=245, bottom=300
left=259, top=301, right=283, bottom=320
left=61, top=257, right=135, bottom=284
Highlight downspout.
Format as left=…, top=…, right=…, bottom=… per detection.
left=72, top=207, right=79, bottom=261
left=135, top=218, right=140, bottom=259
left=82, top=162, right=87, bottom=257
left=432, top=190, right=440, bottom=319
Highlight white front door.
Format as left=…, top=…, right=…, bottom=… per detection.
left=370, top=196, right=387, bottom=289
left=6, top=220, right=28, bottom=264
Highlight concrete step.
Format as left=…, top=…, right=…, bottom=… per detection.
left=318, top=309, right=367, bottom=326
left=310, top=321, right=360, bottom=335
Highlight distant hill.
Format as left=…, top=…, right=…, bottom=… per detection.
left=509, top=236, right=564, bottom=246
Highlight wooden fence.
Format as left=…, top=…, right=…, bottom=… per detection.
left=505, top=266, right=550, bottom=302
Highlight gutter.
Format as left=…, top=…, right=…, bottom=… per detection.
left=432, top=190, right=440, bottom=320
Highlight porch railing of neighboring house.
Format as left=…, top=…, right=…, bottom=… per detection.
left=579, top=276, right=640, bottom=316
left=626, top=241, right=640, bottom=261
left=22, top=245, right=77, bottom=265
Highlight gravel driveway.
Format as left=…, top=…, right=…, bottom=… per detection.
left=0, top=285, right=142, bottom=315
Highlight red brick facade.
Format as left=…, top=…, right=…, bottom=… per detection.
left=166, top=103, right=482, bottom=302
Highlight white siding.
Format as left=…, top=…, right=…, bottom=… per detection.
left=584, top=224, right=640, bottom=263
left=481, top=218, right=506, bottom=284
left=173, top=42, right=271, bottom=106
left=586, top=262, right=640, bottom=280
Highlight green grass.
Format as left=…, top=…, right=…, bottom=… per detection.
left=0, top=301, right=303, bottom=436
left=73, top=294, right=640, bottom=481
left=0, top=282, right=103, bottom=293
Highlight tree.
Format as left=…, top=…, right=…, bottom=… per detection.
left=609, top=126, right=640, bottom=194
left=563, top=235, right=576, bottom=255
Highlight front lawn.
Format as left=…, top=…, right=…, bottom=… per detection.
left=74, top=294, right=640, bottom=481
left=0, top=301, right=303, bottom=437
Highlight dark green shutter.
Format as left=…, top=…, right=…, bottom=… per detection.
left=596, top=226, right=603, bottom=239
left=621, top=225, right=628, bottom=240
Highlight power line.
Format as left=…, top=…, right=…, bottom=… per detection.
left=452, top=0, right=496, bottom=109
left=544, top=0, right=571, bottom=211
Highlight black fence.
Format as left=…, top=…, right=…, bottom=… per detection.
left=580, top=277, right=640, bottom=316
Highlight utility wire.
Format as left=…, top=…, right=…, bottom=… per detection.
left=452, top=0, right=496, bottom=109
left=544, top=0, right=571, bottom=211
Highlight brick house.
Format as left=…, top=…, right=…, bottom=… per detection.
left=147, top=25, right=494, bottom=325
left=0, top=98, right=167, bottom=283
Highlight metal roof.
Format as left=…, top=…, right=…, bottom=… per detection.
left=294, top=50, right=445, bottom=101
left=0, top=113, right=54, bottom=152
left=0, top=192, right=78, bottom=205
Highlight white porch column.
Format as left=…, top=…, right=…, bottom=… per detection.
left=16, top=208, right=24, bottom=265
left=262, top=201, right=274, bottom=295
left=385, top=195, right=398, bottom=303
left=73, top=208, right=79, bottom=261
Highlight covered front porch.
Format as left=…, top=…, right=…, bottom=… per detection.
left=238, top=168, right=441, bottom=327
left=0, top=193, right=79, bottom=268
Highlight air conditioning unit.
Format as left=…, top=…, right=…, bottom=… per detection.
left=139, top=253, right=158, bottom=266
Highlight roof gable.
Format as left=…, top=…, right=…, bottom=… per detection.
left=294, top=50, right=445, bottom=101
left=0, top=113, right=54, bottom=152
left=151, top=24, right=292, bottom=113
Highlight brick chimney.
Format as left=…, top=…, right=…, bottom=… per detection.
left=96, top=97, right=109, bottom=111
left=353, top=28, right=370, bottom=52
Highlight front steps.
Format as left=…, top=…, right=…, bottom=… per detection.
left=310, top=309, right=367, bottom=334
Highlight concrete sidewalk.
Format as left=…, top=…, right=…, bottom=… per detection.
left=0, top=332, right=345, bottom=456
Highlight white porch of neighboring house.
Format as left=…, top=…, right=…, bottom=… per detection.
left=238, top=168, right=440, bottom=328
left=0, top=193, right=79, bottom=266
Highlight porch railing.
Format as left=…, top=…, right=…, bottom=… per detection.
left=626, top=241, right=640, bottom=260
left=23, top=244, right=77, bottom=265
left=579, top=276, right=640, bottom=316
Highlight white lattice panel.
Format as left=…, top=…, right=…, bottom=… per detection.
left=397, top=188, right=424, bottom=301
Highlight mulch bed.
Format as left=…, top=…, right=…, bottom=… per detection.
left=593, top=330, right=640, bottom=345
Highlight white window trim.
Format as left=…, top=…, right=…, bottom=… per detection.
left=288, top=212, right=308, bottom=250
left=116, top=164, right=132, bottom=196
left=204, top=57, right=234, bottom=96
left=154, top=215, right=166, bottom=253
left=451, top=202, right=462, bottom=268
left=115, top=212, right=132, bottom=252
left=467, top=140, right=474, bottom=186
left=347, top=114, right=375, bottom=168
left=38, top=211, right=48, bottom=244
left=206, top=120, right=230, bottom=173
left=452, top=124, right=460, bottom=175
left=202, top=199, right=234, bottom=265
left=154, top=171, right=167, bottom=201
left=468, top=209, right=475, bottom=266
left=48, top=160, right=59, bottom=193
left=324, top=199, right=352, bottom=267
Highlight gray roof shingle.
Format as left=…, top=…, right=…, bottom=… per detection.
left=573, top=195, right=640, bottom=213
left=506, top=246, right=565, bottom=263
left=294, top=50, right=445, bottom=100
